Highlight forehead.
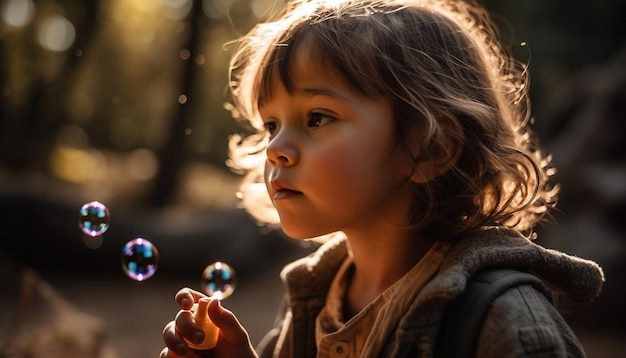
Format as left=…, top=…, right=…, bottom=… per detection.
left=257, top=22, right=387, bottom=107
left=263, top=50, right=364, bottom=111
left=259, top=35, right=344, bottom=104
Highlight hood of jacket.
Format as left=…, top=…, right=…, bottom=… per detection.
left=419, top=227, right=604, bottom=313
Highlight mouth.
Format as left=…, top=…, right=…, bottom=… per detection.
left=273, top=188, right=302, bottom=200
left=270, top=179, right=301, bottom=200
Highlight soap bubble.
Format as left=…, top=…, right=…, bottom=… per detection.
left=78, top=201, right=110, bottom=237
left=121, top=238, right=159, bottom=281
left=201, top=261, right=236, bottom=300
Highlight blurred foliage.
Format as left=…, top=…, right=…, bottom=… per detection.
left=0, top=0, right=286, bottom=207
left=0, top=0, right=624, bottom=208
left=482, top=0, right=626, bottom=135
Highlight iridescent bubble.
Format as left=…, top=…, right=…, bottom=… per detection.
left=78, top=201, right=110, bottom=237
left=201, top=262, right=236, bottom=300
left=121, top=238, right=159, bottom=281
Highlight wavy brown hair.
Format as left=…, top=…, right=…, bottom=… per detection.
left=226, top=0, right=558, bottom=240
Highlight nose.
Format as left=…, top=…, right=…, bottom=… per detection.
left=266, top=130, right=298, bottom=167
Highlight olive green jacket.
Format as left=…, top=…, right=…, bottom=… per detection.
left=257, top=228, right=604, bottom=358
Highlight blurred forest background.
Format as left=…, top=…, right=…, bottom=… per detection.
left=0, top=0, right=625, bottom=357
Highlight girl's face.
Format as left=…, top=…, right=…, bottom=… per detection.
left=260, top=46, right=415, bottom=239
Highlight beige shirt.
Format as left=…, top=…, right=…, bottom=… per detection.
left=314, top=241, right=452, bottom=358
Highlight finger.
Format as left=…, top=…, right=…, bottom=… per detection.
left=175, top=309, right=206, bottom=345
left=175, top=288, right=207, bottom=309
left=207, top=299, right=251, bottom=347
left=163, top=320, right=190, bottom=356
left=159, top=347, right=179, bottom=358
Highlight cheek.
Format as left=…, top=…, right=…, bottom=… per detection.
left=263, top=163, right=271, bottom=193
left=263, top=162, right=270, bottom=182
left=325, top=144, right=412, bottom=203
left=309, top=148, right=381, bottom=198
left=259, top=162, right=275, bottom=201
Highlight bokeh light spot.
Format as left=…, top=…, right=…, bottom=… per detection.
left=160, top=0, right=192, bottom=20
left=37, top=15, right=76, bottom=52
left=50, top=147, right=107, bottom=183
left=126, top=148, right=158, bottom=181
left=179, top=48, right=190, bottom=60
left=202, top=0, right=233, bottom=19
left=2, top=0, right=35, bottom=27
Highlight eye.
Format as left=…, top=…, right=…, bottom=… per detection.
left=263, top=120, right=278, bottom=136
left=308, top=112, right=335, bottom=128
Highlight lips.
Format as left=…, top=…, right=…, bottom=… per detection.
left=270, top=179, right=301, bottom=200
left=273, top=188, right=301, bottom=200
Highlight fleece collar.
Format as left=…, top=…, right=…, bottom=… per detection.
left=419, top=227, right=604, bottom=312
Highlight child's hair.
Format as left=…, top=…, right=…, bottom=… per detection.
left=226, top=0, right=558, bottom=240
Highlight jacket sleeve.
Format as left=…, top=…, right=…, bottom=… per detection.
left=256, top=328, right=281, bottom=358
left=476, top=284, right=587, bottom=358
left=256, top=295, right=290, bottom=358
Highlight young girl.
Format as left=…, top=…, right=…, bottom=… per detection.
left=161, top=0, right=604, bottom=357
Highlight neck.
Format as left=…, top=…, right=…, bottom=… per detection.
left=342, top=227, right=436, bottom=318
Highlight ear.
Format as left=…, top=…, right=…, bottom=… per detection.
left=410, top=114, right=464, bottom=184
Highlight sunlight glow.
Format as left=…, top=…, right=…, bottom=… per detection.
left=50, top=146, right=107, bottom=183
left=37, top=15, right=75, bottom=52
left=161, top=0, right=192, bottom=20
left=1, top=0, right=35, bottom=27
left=126, top=148, right=158, bottom=181
left=202, top=0, right=233, bottom=19
left=251, top=0, right=285, bottom=18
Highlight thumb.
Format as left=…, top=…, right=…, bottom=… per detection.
left=207, top=299, right=252, bottom=347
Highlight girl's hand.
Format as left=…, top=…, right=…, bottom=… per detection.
left=160, top=288, right=257, bottom=358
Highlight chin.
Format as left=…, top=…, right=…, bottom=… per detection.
left=281, top=228, right=322, bottom=240
left=280, top=224, right=340, bottom=243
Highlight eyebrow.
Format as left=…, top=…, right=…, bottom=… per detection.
left=293, top=86, right=352, bottom=102
left=257, top=84, right=354, bottom=110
